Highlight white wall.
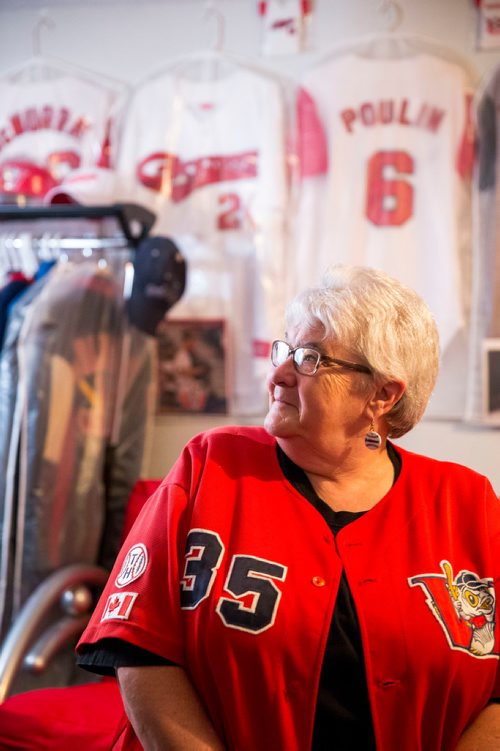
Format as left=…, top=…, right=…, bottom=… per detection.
left=1, top=0, right=499, bottom=490
left=1, top=0, right=500, bottom=81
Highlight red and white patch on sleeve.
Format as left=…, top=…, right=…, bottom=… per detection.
left=115, top=543, right=148, bottom=588
left=101, top=591, right=138, bottom=622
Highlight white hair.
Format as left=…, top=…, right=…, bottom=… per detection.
left=285, top=265, right=440, bottom=438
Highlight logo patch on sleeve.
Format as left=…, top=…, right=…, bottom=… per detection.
left=101, top=592, right=138, bottom=621
left=115, top=543, right=148, bottom=587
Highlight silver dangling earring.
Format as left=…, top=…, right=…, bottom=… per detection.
left=365, top=420, right=382, bottom=450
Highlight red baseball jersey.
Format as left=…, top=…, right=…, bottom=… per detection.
left=78, top=427, right=500, bottom=750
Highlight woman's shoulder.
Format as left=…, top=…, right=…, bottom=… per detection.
left=165, top=425, right=280, bottom=487
left=395, top=443, right=496, bottom=493
left=189, top=424, right=274, bottom=449
left=172, top=425, right=277, bottom=469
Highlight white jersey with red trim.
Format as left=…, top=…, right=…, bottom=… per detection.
left=78, top=426, right=500, bottom=751
left=0, top=76, right=117, bottom=203
left=114, top=68, right=290, bottom=413
left=295, top=53, right=474, bottom=352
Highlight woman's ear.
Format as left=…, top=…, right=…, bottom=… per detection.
left=371, top=379, right=406, bottom=417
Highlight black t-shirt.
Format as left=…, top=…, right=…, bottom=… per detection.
left=276, top=445, right=401, bottom=750
left=78, top=442, right=402, bottom=750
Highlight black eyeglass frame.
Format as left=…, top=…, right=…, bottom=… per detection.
left=271, top=339, right=372, bottom=377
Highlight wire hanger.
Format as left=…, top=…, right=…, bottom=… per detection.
left=1, top=9, right=126, bottom=92
left=202, top=1, right=225, bottom=53
left=128, top=0, right=286, bottom=93
left=134, top=0, right=246, bottom=87
left=32, top=10, right=55, bottom=57
left=377, top=0, right=403, bottom=33
left=311, top=0, right=478, bottom=81
left=172, top=1, right=233, bottom=82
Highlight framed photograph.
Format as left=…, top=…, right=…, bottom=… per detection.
left=481, top=338, right=500, bottom=424
left=156, top=318, right=228, bottom=414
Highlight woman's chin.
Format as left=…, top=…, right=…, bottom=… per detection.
left=264, top=403, right=298, bottom=437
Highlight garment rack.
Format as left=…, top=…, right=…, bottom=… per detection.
left=0, top=204, right=156, bottom=249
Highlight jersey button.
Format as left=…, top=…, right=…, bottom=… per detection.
left=312, top=576, right=326, bottom=587
left=377, top=678, right=401, bottom=690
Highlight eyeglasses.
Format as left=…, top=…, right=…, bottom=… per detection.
left=271, top=339, right=372, bottom=377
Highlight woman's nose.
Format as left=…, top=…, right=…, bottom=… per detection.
left=267, top=356, right=297, bottom=386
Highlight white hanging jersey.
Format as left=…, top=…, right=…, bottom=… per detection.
left=0, top=75, right=117, bottom=203
left=295, top=52, right=474, bottom=352
left=114, top=67, right=290, bottom=413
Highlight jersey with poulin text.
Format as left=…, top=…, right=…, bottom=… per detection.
left=78, top=426, right=500, bottom=751
left=294, top=53, right=474, bottom=353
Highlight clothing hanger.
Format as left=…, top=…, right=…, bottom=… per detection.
left=173, top=1, right=236, bottom=81
left=0, top=236, right=18, bottom=275
left=131, top=0, right=281, bottom=89
left=311, top=28, right=478, bottom=84
left=307, top=0, right=476, bottom=80
left=4, top=233, right=39, bottom=277
left=138, top=2, right=236, bottom=86
left=0, top=233, right=37, bottom=277
left=203, top=1, right=225, bottom=53
left=377, top=0, right=403, bottom=33
left=1, top=10, right=127, bottom=93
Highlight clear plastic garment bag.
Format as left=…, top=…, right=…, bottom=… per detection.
left=0, top=204, right=157, bottom=696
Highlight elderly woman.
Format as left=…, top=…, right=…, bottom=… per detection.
left=77, top=265, right=500, bottom=750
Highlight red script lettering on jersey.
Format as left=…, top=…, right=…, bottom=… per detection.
left=0, top=106, right=92, bottom=152
left=137, top=150, right=258, bottom=201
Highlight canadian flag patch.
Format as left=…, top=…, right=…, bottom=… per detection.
left=101, top=591, right=138, bottom=622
